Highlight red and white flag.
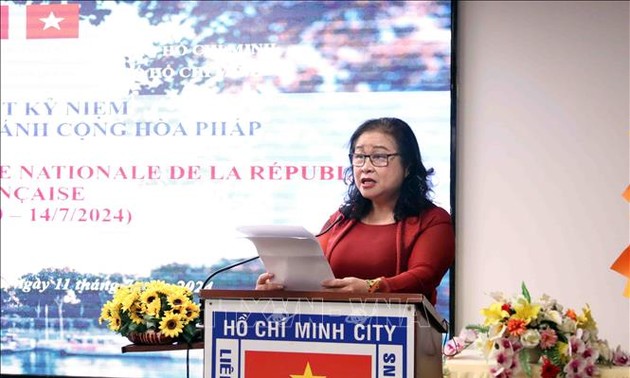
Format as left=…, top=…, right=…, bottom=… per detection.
left=244, top=350, right=372, bottom=378
left=0, top=5, right=8, bottom=39
left=26, top=4, right=79, bottom=39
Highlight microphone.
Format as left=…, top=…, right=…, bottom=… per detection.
left=200, top=215, right=344, bottom=290
left=314, top=214, right=344, bottom=238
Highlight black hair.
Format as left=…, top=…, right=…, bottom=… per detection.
left=339, top=117, right=435, bottom=221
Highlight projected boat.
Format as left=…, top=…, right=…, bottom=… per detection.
left=0, top=333, right=36, bottom=353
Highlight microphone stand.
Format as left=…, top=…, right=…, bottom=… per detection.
left=200, top=255, right=260, bottom=290
left=197, top=256, right=260, bottom=332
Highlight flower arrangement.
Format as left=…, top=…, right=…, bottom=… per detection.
left=99, top=280, right=201, bottom=344
left=444, top=283, right=629, bottom=378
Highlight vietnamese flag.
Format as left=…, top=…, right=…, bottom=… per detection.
left=244, top=350, right=372, bottom=377
left=26, top=4, right=79, bottom=39
left=1, top=5, right=8, bottom=39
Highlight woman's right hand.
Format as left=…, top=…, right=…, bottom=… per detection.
left=255, top=272, right=285, bottom=291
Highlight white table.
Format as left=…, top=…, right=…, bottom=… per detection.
left=444, top=349, right=630, bottom=378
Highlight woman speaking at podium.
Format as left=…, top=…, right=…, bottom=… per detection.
left=256, top=117, right=455, bottom=305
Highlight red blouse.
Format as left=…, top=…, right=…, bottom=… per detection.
left=317, top=206, right=455, bottom=304
left=328, top=222, right=398, bottom=279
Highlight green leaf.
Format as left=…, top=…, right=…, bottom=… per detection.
left=180, top=325, right=200, bottom=344
left=128, top=322, right=147, bottom=334
left=521, top=282, right=531, bottom=303
left=145, top=318, right=157, bottom=330
left=465, top=324, right=489, bottom=333
left=547, top=347, right=563, bottom=368
left=119, top=322, right=131, bottom=335
left=518, top=349, right=534, bottom=378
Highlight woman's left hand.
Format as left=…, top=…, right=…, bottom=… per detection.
left=321, top=277, right=368, bottom=293
left=255, top=272, right=284, bottom=291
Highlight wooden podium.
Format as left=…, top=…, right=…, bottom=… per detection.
left=200, top=289, right=447, bottom=378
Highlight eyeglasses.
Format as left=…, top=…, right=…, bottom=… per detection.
left=349, top=153, right=399, bottom=167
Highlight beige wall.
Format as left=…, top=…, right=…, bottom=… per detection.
left=456, top=1, right=629, bottom=349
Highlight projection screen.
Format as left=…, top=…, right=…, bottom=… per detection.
left=0, top=1, right=455, bottom=377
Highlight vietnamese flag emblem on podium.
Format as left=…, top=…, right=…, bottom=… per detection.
left=26, top=4, right=79, bottom=39
left=244, top=350, right=372, bottom=377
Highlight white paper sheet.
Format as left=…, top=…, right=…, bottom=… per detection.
left=236, top=225, right=335, bottom=291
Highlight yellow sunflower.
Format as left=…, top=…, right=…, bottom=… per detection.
left=176, top=285, right=193, bottom=298
left=166, top=292, right=188, bottom=309
left=159, top=313, right=185, bottom=338
left=114, top=283, right=141, bottom=305
left=120, top=291, right=140, bottom=313
left=146, top=280, right=169, bottom=294
left=183, top=302, right=201, bottom=322
left=107, top=312, right=122, bottom=332
left=98, top=301, right=114, bottom=324
left=165, top=308, right=185, bottom=320
left=140, top=288, right=161, bottom=307
left=145, top=296, right=162, bottom=318
left=128, top=302, right=145, bottom=325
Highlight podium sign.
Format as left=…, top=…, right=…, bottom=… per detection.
left=205, top=299, right=414, bottom=377
left=201, top=290, right=446, bottom=378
